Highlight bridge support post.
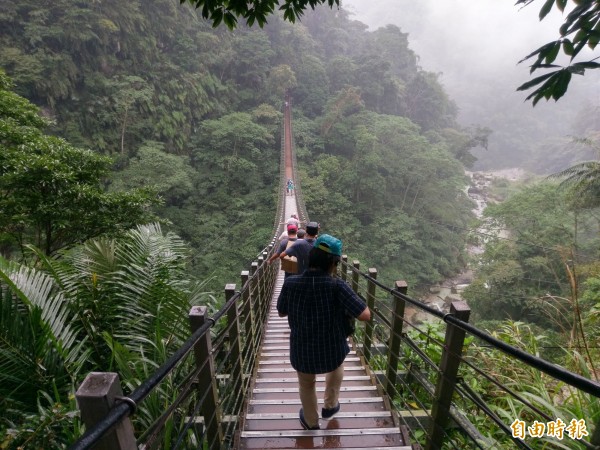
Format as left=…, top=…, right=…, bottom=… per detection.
left=226, top=284, right=245, bottom=399
left=250, top=262, right=261, bottom=339
left=189, top=306, right=224, bottom=450
left=257, top=256, right=266, bottom=317
left=363, top=268, right=378, bottom=362
left=385, top=281, right=408, bottom=398
left=340, top=255, right=348, bottom=281
left=75, top=372, right=137, bottom=450
left=351, top=260, right=360, bottom=293
left=240, top=271, right=254, bottom=346
left=426, top=301, right=471, bottom=450
left=262, top=250, right=272, bottom=299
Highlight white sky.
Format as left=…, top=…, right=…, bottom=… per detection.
left=342, top=0, right=600, bottom=170
left=343, top=0, right=566, bottom=85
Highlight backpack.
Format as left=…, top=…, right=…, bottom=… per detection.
left=280, top=239, right=298, bottom=273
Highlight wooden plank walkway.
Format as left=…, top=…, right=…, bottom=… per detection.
left=237, top=271, right=412, bottom=449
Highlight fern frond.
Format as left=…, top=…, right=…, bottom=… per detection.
left=0, top=257, right=87, bottom=374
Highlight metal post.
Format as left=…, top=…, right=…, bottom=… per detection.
left=75, top=372, right=137, bottom=450
left=426, top=301, right=471, bottom=450
left=225, top=284, right=245, bottom=398
left=385, top=281, right=408, bottom=398
left=189, top=306, right=223, bottom=449
left=363, top=268, right=377, bottom=361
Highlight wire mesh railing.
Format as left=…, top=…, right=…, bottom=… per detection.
left=338, top=256, right=600, bottom=450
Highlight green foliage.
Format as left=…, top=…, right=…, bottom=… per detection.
left=2, top=2, right=600, bottom=447
left=303, top=108, right=473, bottom=287
left=516, top=0, right=600, bottom=104
left=0, top=73, right=159, bottom=256
left=1, top=393, right=81, bottom=450
left=581, top=277, right=600, bottom=344
left=384, top=315, right=598, bottom=449
left=461, top=321, right=598, bottom=449
left=549, top=139, right=600, bottom=209
left=0, top=259, right=88, bottom=416
left=1, top=0, right=477, bottom=288
left=0, top=224, right=214, bottom=447
left=183, top=0, right=340, bottom=28
left=110, top=141, right=194, bottom=206
left=463, top=180, right=600, bottom=338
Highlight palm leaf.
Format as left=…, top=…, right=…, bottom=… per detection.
left=33, top=223, right=205, bottom=368
left=0, top=257, right=89, bottom=376
left=0, top=265, right=88, bottom=417
left=549, top=160, right=600, bottom=208
left=109, top=224, right=195, bottom=347
left=0, top=289, right=41, bottom=411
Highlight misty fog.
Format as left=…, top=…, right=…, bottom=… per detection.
left=343, top=0, right=600, bottom=173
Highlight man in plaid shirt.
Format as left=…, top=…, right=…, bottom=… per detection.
left=277, top=234, right=370, bottom=430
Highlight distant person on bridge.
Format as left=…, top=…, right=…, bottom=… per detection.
left=286, top=178, right=295, bottom=196
left=277, top=234, right=371, bottom=430
left=278, top=221, right=319, bottom=275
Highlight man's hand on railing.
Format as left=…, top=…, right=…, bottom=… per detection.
left=357, top=306, right=371, bottom=322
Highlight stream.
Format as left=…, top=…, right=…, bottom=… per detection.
left=406, top=168, right=525, bottom=324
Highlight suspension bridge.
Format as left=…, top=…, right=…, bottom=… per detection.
left=70, top=97, right=600, bottom=450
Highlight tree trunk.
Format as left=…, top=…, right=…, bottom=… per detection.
left=121, top=106, right=129, bottom=155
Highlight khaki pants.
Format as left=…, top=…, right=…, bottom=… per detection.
left=297, top=364, right=344, bottom=428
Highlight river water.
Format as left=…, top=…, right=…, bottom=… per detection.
left=405, top=168, right=525, bottom=324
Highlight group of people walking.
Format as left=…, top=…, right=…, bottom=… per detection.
left=268, top=214, right=371, bottom=430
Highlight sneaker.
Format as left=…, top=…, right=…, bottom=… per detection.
left=321, top=402, right=340, bottom=419
left=299, top=408, right=320, bottom=430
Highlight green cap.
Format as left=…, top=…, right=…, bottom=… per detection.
left=314, top=234, right=342, bottom=257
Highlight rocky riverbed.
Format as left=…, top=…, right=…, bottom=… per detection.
left=405, top=168, right=526, bottom=324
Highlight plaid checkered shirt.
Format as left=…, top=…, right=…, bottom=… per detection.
left=277, top=270, right=367, bottom=374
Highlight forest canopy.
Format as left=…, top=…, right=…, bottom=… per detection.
left=0, top=72, right=158, bottom=256
left=0, top=0, right=485, bottom=287
left=182, top=0, right=600, bottom=104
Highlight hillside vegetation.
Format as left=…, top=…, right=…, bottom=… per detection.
left=0, top=0, right=484, bottom=288
left=2, top=1, right=598, bottom=448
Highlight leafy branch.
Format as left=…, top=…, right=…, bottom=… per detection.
left=516, top=0, right=600, bottom=104
left=181, top=0, right=340, bottom=28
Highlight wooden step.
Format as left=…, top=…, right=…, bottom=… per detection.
left=239, top=428, right=408, bottom=449
left=246, top=398, right=389, bottom=415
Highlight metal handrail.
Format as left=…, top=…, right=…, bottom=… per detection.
left=348, top=263, right=600, bottom=397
